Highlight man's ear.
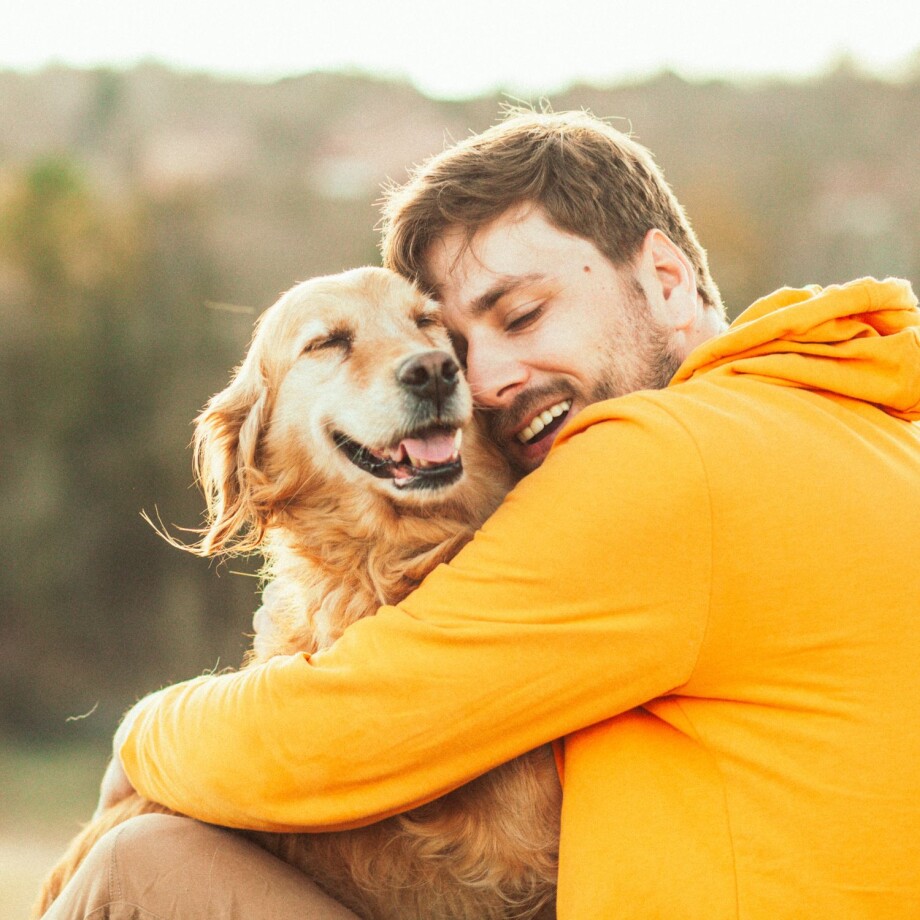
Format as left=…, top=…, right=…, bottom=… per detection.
left=636, top=229, right=698, bottom=332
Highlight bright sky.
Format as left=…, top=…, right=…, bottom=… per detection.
left=3, top=0, right=918, bottom=98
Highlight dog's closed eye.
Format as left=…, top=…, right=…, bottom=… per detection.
left=303, top=330, right=353, bottom=355
left=414, top=313, right=440, bottom=330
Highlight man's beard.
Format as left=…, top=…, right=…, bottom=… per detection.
left=485, top=281, right=684, bottom=461
left=590, top=291, right=685, bottom=401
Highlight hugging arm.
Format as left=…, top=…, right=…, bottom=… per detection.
left=119, top=402, right=711, bottom=832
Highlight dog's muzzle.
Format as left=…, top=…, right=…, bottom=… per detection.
left=334, top=426, right=464, bottom=490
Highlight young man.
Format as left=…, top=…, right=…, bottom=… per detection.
left=51, top=112, right=920, bottom=919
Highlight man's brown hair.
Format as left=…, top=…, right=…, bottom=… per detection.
left=380, top=108, right=723, bottom=314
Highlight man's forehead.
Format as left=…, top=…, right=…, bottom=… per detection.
left=425, top=217, right=553, bottom=309
left=423, top=225, right=482, bottom=296
left=429, top=257, right=550, bottom=326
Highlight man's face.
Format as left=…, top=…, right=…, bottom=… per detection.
left=424, top=205, right=682, bottom=473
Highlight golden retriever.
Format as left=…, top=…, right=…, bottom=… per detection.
left=35, top=267, right=561, bottom=920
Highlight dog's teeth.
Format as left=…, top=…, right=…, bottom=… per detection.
left=453, top=429, right=463, bottom=450
left=407, top=453, right=430, bottom=469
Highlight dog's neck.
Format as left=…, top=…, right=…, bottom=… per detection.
left=256, top=491, right=480, bottom=655
left=285, top=494, right=475, bottom=592
left=250, top=425, right=514, bottom=658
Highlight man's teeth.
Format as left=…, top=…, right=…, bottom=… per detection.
left=516, top=400, right=572, bottom=444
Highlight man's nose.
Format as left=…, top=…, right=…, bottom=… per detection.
left=465, top=342, right=528, bottom=408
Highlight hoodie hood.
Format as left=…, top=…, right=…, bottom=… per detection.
left=672, top=278, right=920, bottom=421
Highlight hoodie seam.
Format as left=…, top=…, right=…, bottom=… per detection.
left=631, top=394, right=716, bottom=685
left=632, top=392, right=742, bottom=920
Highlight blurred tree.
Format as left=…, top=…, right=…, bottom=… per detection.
left=0, top=158, right=257, bottom=743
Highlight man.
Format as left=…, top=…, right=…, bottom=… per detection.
left=49, top=111, right=920, bottom=918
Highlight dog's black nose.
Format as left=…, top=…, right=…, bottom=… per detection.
left=397, top=350, right=459, bottom=403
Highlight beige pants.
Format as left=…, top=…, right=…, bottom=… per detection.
left=42, top=813, right=359, bottom=919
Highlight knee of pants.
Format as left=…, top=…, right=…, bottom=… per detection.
left=106, top=812, right=218, bottom=872
left=68, top=813, right=199, bottom=879
left=100, top=813, right=362, bottom=919
left=41, top=813, right=212, bottom=919
left=56, top=812, right=362, bottom=920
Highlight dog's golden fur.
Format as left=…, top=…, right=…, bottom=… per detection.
left=35, top=267, right=561, bottom=920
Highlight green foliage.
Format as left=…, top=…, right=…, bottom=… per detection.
left=0, top=152, right=259, bottom=743
left=4, top=157, right=89, bottom=295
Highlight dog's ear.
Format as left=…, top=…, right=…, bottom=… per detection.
left=193, top=349, right=273, bottom=556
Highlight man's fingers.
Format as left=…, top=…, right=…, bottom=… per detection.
left=94, top=753, right=136, bottom=817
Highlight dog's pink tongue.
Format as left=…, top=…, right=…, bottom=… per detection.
left=400, top=432, right=457, bottom=462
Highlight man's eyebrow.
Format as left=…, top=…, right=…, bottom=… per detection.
left=469, top=273, right=546, bottom=317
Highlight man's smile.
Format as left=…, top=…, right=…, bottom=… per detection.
left=486, top=391, right=579, bottom=472
left=515, top=399, right=572, bottom=444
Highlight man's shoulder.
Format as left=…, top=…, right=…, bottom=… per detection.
left=555, top=378, right=744, bottom=451
left=551, top=372, right=819, bottom=487
left=548, top=387, right=715, bottom=500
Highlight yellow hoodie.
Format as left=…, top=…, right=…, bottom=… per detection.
left=122, top=278, right=920, bottom=919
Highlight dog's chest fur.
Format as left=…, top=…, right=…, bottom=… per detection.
left=248, top=514, right=560, bottom=920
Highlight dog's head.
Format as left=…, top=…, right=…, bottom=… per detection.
left=193, top=267, right=509, bottom=555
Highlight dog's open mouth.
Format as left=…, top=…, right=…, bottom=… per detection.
left=334, top=427, right=464, bottom=490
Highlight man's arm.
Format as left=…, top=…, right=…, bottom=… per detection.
left=119, top=397, right=712, bottom=832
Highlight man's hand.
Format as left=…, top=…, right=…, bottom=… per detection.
left=93, top=697, right=147, bottom=816
left=94, top=753, right=136, bottom=817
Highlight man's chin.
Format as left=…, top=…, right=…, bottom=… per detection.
left=506, top=429, right=558, bottom=474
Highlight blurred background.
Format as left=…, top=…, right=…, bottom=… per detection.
left=2, top=0, right=918, bottom=913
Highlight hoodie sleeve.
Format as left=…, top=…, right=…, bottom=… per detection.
left=120, top=398, right=713, bottom=832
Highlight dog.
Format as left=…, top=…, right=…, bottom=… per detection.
left=35, top=266, right=561, bottom=920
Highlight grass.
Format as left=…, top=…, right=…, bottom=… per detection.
left=0, top=740, right=109, bottom=918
